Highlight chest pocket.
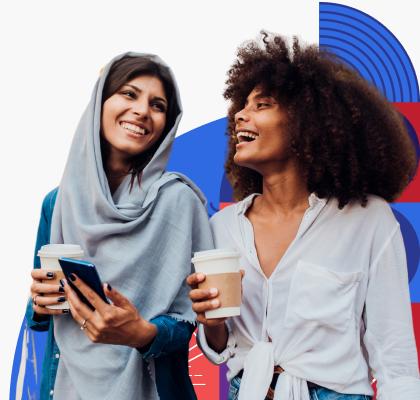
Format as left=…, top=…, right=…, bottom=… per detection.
left=284, top=260, right=363, bottom=332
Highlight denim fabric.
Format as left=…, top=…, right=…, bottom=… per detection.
left=25, top=188, right=197, bottom=400
left=228, top=375, right=372, bottom=400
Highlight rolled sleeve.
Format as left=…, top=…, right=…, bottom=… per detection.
left=138, top=315, right=195, bottom=361
left=197, top=322, right=236, bottom=365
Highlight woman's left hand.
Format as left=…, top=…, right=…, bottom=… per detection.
left=62, top=276, right=157, bottom=348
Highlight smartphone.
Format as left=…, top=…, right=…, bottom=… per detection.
left=58, top=257, right=109, bottom=310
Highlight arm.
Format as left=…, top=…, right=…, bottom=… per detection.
left=363, top=225, right=420, bottom=399
left=25, top=189, right=58, bottom=330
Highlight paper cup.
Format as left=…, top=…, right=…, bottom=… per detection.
left=37, top=244, right=84, bottom=309
left=192, top=249, right=241, bottom=319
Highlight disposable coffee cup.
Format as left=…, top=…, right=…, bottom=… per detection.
left=37, top=244, right=84, bottom=309
left=191, top=249, right=241, bottom=319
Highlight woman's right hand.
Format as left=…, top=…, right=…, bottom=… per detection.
left=30, top=269, right=68, bottom=315
left=187, top=272, right=227, bottom=327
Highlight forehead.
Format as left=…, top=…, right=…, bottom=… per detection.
left=245, top=86, right=273, bottom=102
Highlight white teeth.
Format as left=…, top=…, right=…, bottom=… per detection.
left=121, top=122, right=147, bottom=135
left=236, top=131, right=258, bottom=140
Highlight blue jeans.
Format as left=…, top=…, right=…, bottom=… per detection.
left=228, top=375, right=372, bottom=400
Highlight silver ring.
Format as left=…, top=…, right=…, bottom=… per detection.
left=80, top=318, right=88, bottom=330
left=32, top=295, right=39, bottom=305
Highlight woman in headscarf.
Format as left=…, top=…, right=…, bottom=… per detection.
left=27, top=53, right=213, bottom=400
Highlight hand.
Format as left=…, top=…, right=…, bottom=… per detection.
left=30, top=269, right=68, bottom=315
left=187, top=272, right=226, bottom=327
left=62, top=275, right=157, bottom=348
left=186, top=270, right=245, bottom=328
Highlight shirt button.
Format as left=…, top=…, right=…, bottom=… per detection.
left=49, top=389, right=54, bottom=396
left=55, top=353, right=60, bottom=359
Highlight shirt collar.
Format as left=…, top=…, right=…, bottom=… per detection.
left=236, top=192, right=328, bottom=215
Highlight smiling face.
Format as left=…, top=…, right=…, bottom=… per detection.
left=101, top=75, right=168, bottom=163
left=233, top=87, right=291, bottom=172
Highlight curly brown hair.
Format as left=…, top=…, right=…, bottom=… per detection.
left=224, top=33, right=418, bottom=208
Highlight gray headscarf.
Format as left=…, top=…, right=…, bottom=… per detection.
left=50, top=52, right=213, bottom=400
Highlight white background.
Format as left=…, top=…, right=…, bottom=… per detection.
left=0, top=0, right=418, bottom=397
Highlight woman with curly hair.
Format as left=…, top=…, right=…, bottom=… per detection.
left=188, top=33, right=420, bottom=400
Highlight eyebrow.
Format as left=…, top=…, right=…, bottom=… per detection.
left=124, top=84, right=168, bottom=105
left=244, top=93, right=275, bottom=106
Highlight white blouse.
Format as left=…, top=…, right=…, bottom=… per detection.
left=197, top=194, right=420, bottom=400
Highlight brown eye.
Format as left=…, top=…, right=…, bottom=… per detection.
left=121, top=90, right=136, bottom=99
left=256, top=102, right=270, bottom=109
left=152, top=102, right=166, bottom=112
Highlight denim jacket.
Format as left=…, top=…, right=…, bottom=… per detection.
left=25, top=188, right=197, bottom=399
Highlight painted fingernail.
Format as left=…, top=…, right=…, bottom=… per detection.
left=59, top=287, right=65, bottom=293
left=211, top=299, right=219, bottom=307
left=58, top=296, right=66, bottom=302
left=209, top=288, right=218, bottom=296
left=63, top=309, right=70, bottom=314
left=59, top=279, right=65, bottom=287
left=46, top=272, right=55, bottom=278
left=69, top=273, right=76, bottom=281
left=107, top=283, right=112, bottom=291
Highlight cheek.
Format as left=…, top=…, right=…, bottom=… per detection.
left=154, top=114, right=167, bottom=137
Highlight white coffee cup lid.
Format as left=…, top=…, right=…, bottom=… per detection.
left=191, top=249, right=240, bottom=263
left=37, top=244, right=84, bottom=258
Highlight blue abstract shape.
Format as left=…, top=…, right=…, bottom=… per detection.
left=392, top=204, right=420, bottom=302
left=320, top=2, right=420, bottom=102
left=403, top=115, right=420, bottom=174
left=167, top=117, right=228, bottom=217
left=10, top=320, right=48, bottom=400
left=220, top=173, right=234, bottom=204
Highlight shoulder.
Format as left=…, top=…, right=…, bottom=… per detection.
left=154, top=179, right=208, bottom=221
left=349, top=195, right=395, bottom=221
left=328, top=194, right=399, bottom=235
left=41, top=187, right=59, bottom=216
left=159, top=179, right=204, bottom=205
left=210, top=202, right=240, bottom=232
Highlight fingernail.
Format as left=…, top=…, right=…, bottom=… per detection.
left=211, top=299, right=219, bottom=307
left=59, top=287, right=65, bottom=293
left=209, top=288, right=218, bottom=296
left=69, top=273, right=76, bottom=281
left=58, top=296, right=66, bottom=302
left=46, top=272, right=55, bottom=278
left=59, top=279, right=65, bottom=287
left=63, top=309, right=70, bottom=314
left=107, top=283, right=112, bottom=291
left=197, top=273, right=205, bottom=280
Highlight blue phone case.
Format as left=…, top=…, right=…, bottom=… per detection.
left=58, top=257, right=109, bottom=309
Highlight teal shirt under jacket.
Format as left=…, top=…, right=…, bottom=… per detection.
left=25, top=188, right=197, bottom=400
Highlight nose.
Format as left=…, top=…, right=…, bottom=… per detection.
left=132, top=98, right=150, bottom=119
left=234, top=107, right=249, bottom=124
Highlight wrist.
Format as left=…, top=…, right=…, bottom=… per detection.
left=204, top=322, right=226, bottom=336
left=132, top=319, right=157, bottom=349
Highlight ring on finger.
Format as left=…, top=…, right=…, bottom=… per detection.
left=32, top=295, right=39, bottom=305
left=80, top=318, right=88, bottom=331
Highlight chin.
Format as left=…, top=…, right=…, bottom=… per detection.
left=234, top=154, right=256, bottom=170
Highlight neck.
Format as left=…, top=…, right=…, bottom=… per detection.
left=103, top=148, right=131, bottom=194
left=257, top=161, right=310, bottom=215
left=105, top=153, right=130, bottom=178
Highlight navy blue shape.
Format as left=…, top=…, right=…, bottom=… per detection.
left=402, top=116, right=420, bottom=175
left=220, top=172, right=234, bottom=204
left=320, top=2, right=420, bottom=102
left=392, top=204, right=420, bottom=302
